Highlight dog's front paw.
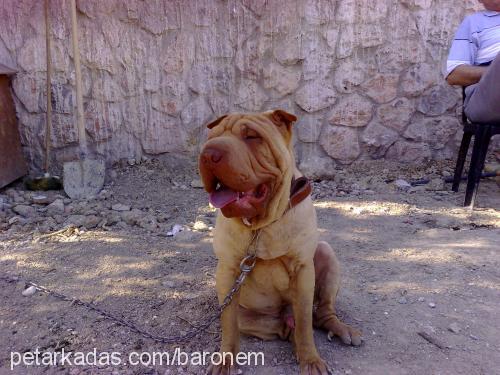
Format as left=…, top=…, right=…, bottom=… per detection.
left=299, top=356, right=329, bottom=375
left=206, top=363, right=241, bottom=375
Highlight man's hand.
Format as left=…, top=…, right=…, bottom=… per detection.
left=446, top=64, right=489, bottom=86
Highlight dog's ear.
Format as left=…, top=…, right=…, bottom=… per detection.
left=267, top=110, right=297, bottom=142
left=270, top=109, right=297, bottom=130
left=269, top=110, right=297, bottom=130
left=206, top=115, right=228, bottom=129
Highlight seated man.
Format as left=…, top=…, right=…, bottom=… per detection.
left=446, top=0, right=500, bottom=123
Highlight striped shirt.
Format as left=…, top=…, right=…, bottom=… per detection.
left=446, top=10, right=500, bottom=76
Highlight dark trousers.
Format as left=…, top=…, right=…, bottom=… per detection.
left=464, top=52, right=500, bottom=123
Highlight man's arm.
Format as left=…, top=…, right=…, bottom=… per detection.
left=446, top=64, right=488, bottom=86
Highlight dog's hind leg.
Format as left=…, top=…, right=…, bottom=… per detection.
left=313, top=241, right=363, bottom=346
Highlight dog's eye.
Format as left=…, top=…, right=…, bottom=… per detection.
left=243, top=127, right=261, bottom=140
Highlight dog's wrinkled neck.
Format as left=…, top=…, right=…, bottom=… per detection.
left=239, top=173, right=311, bottom=230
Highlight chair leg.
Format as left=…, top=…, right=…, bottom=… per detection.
left=464, top=126, right=491, bottom=208
left=452, top=131, right=473, bottom=192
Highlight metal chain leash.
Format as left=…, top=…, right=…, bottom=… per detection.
left=0, top=230, right=261, bottom=345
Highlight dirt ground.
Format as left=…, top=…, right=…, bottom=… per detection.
left=0, top=156, right=499, bottom=375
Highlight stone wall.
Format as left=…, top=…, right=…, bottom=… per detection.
left=0, top=0, right=483, bottom=176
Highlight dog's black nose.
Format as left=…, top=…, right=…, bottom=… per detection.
left=202, top=147, right=223, bottom=164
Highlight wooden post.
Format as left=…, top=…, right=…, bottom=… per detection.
left=70, top=0, right=87, bottom=156
left=44, top=0, right=52, bottom=173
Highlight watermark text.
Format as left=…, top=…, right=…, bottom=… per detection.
left=10, top=348, right=264, bottom=370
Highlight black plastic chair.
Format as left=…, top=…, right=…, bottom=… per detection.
left=452, top=87, right=500, bottom=208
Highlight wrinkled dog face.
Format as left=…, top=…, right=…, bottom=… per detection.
left=198, top=110, right=297, bottom=221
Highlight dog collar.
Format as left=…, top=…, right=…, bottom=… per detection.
left=289, top=176, right=312, bottom=208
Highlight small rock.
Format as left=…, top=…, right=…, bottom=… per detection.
left=32, top=195, right=52, bottom=205
left=106, top=212, right=122, bottom=225
left=47, top=199, right=65, bottom=215
left=97, top=218, right=107, bottom=228
left=5, top=189, right=18, bottom=199
left=127, top=158, right=136, bottom=166
left=418, top=297, right=425, bottom=302
left=13, top=205, right=36, bottom=218
left=22, top=286, right=37, bottom=297
left=98, top=190, right=109, bottom=200
left=65, top=215, right=87, bottom=227
left=398, top=297, right=408, bottom=304
left=394, top=179, right=412, bottom=192
left=41, top=217, right=57, bottom=232
left=116, top=221, right=128, bottom=229
left=442, top=170, right=452, bottom=177
left=193, top=220, right=209, bottom=231
left=121, top=209, right=144, bottom=225
left=53, top=215, right=65, bottom=224
left=84, top=215, right=101, bottom=229
left=83, top=208, right=98, bottom=216
left=112, top=203, right=131, bottom=212
left=425, top=178, right=445, bottom=191
left=14, top=195, right=25, bottom=204
left=173, top=228, right=196, bottom=241
left=428, top=302, right=436, bottom=308
left=8, top=216, right=21, bottom=225
left=448, top=322, right=461, bottom=334
left=190, top=179, right=204, bottom=189
left=166, top=224, right=185, bottom=237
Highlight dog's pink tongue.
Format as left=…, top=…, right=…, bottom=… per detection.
left=209, top=187, right=239, bottom=208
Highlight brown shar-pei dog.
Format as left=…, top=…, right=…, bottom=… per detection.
left=198, top=110, right=362, bottom=375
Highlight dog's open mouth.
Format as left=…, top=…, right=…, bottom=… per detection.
left=209, top=182, right=268, bottom=209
